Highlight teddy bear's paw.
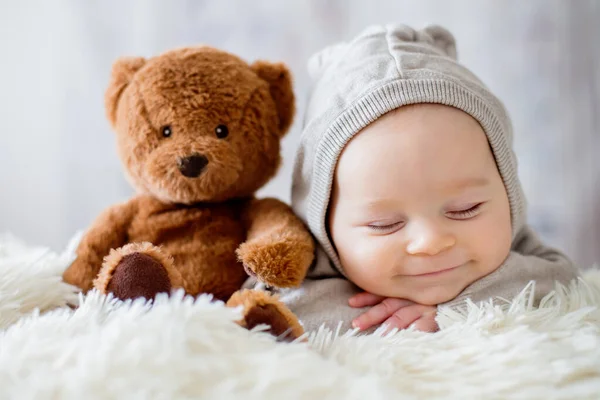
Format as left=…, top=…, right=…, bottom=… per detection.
left=94, top=242, right=180, bottom=301
left=99, top=252, right=170, bottom=301
left=227, top=289, right=304, bottom=342
left=237, top=238, right=313, bottom=289
left=244, top=303, right=302, bottom=342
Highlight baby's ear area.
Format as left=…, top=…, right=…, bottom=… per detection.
left=251, top=61, right=295, bottom=135
left=105, top=56, right=146, bottom=128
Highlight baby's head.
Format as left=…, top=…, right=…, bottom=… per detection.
left=292, top=24, right=526, bottom=305
left=329, top=104, right=511, bottom=305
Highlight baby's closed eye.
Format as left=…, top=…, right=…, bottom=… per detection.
left=445, top=202, right=484, bottom=220
left=364, top=202, right=485, bottom=234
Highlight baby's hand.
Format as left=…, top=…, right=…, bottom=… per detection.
left=348, top=292, right=439, bottom=333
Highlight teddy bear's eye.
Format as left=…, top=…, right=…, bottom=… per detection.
left=215, top=124, right=229, bottom=139
left=161, top=125, right=172, bottom=138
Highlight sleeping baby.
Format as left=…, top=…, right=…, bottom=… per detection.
left=254, top=23, right=581, bottom=334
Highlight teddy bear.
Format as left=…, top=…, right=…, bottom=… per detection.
left=62, top=46, right=315, bottom=340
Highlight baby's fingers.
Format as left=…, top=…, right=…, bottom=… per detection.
left=348, top=292, right=385, bottom=308
left=352, top=298, right=413, bottom=331
left=411, top=312, right=439, bottom=333
left=381, top=304, right=427, bottom=332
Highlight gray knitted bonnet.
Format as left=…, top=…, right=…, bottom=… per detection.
left=291, top=23, right=526, bottom=273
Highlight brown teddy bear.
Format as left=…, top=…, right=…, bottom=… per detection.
left=62, top=46, right=315, bottom=340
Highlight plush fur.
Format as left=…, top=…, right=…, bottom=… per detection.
left=61, top=46, right=315, bottom=338
left=1, top=234, right=599, bottom=398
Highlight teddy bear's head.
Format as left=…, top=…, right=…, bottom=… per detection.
left=104, top=47, right=295, bottom=204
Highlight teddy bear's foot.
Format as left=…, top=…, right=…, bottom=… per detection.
left=227, top=289, right=304, bottom=342
left=94, top=242, right=183, bottom=301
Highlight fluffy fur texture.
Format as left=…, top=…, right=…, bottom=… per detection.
left=61, top=46, right=315, bottom=336
left=1, top=234, right=600, bottom=398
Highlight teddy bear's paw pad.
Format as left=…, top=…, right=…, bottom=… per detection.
left=244, top=303, right=302, bottom=342
left=106, top=252, right=172, bottom=301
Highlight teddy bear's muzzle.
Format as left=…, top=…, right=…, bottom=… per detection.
left=178, top=154, right=209, bottom=178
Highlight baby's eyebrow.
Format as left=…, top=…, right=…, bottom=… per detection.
left=446, top=177, right=490, bottom=191
left=356, top=198, right=398, bottom=212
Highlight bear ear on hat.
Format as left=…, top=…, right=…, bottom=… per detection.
left=105, top=56, right=146, bottom=128
left=422, top=25, right=457, bottom=60
left=251, top=61, right=295, bottom=136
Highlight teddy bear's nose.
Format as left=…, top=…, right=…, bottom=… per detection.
left=178, top=154, right=209, bottom=178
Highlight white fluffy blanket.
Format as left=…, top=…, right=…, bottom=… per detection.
left=1, top=233, right=600, bottom=399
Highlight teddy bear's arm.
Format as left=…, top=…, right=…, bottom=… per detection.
left=62, top=198, right=139, bottom=292
left=236, top=198, right=315, bottom=288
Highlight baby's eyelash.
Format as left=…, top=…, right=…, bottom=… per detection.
left=368, top=221, right=403, bottom=232
left=447, top=203, right=482, bottom=219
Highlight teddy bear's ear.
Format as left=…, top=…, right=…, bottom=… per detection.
left=251, top=61, right=295, bottom=135
left=105, top=56, right=146, bottom=128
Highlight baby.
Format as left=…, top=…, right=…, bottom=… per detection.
left=274, top=24, right=580, bottom=334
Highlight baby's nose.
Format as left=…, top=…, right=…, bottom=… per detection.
left=405, top=223, right=455, bottom=256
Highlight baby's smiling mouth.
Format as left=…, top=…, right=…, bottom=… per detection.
left=408, top=262, right=467, bottom=278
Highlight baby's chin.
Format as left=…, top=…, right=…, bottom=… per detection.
left=358, top=281, right=463, bottom=306
left=398, top=261, right=506, bottom=305
left=405, top=286, right=465, bottom=306
left=382, top=276, right=473, bottom=305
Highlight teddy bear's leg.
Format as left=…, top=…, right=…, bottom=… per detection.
left=226, top=289, right=304, bottom=342
left=93, top=242, right=183, bottom=301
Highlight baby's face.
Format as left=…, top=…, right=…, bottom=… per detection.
left=328, top=104, right=512, bottom=305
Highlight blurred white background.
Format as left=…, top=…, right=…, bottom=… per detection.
left=0, top=0, right=598, bottom=267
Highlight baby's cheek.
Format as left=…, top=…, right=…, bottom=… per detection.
left=468, top=214, right=512, bottom=275
left=341, top=236, right=397, bottom=286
